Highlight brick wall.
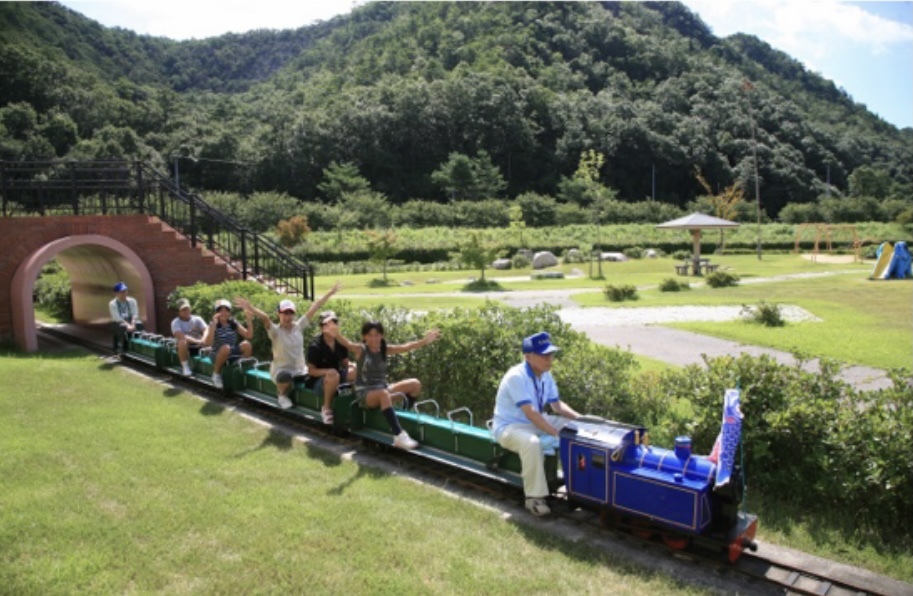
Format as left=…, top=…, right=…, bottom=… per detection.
left=0, top=215, right=238, bottom=347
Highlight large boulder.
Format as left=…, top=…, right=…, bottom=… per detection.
left=532, top=251, right=559, bottom=269
left=600, top=252, right=628, bottom=262
left=491, top=258, right=512, bottom=270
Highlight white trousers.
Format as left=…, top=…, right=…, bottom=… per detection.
left=498, top=415, right=571, bottom=498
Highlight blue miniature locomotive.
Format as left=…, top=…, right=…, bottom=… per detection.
left=560, top=418, right=757, bottom=561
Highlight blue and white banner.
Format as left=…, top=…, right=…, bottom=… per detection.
left=714, top=388, right=743, bottom=489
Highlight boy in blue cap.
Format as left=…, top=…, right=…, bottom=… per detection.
left=492, top=331, right=581, bottom=516
left=109, top=281, right=143, bottom=353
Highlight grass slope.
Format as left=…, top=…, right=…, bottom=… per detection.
left=0, top=350, right=703, bottom=595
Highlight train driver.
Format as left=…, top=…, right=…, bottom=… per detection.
left=492, top=331, right=581, bottom=517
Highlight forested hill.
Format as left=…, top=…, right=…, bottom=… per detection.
left=1, top=1, right=910, bottom=219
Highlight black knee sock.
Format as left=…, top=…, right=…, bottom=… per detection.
left=382, top=407, right=403, bottom=435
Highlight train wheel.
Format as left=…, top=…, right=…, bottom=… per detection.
left=629, top=521, right=654, bottom=541
left=662, top=535, right=690, bottom=550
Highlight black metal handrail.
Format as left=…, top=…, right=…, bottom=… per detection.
left=0, top=159, right=314, bottom=299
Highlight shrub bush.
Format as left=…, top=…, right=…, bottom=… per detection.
left=622, top=246, right=644, bottom=259
left=705, top=270, right=740, bottom=288
left=658, top=278, right=690, bottom=292
left=672, top=250, right=690, bottom=261
left=511, top=253, right=531, bottom=269
left=603, top=284, right=638, bottom=302
left=681, top=353, right=913, bottom=539
left=740, top=301, right=785, bottom=326
left=33, top=259, right=72, bottom=322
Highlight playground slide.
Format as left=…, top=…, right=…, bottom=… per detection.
left=870, top=242, right=894, bottom=279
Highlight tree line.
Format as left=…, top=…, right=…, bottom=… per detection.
left=0, top=1, right=910, bottom=225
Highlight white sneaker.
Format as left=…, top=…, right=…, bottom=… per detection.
left=321, top=408, right=334, bottom=425
left=393, top=430, right=419, bottom=450
left=277, top=395, right=293, bottom=409
left=182, top=363, right=193, bottom=377
left=211, top=373, right=223, bottom=389
left=525, top=498, right=551, bottom=517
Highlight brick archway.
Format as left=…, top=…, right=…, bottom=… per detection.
left=0, top=215, right=237, bottom=353
left=11, top=235, right=156, bottom=352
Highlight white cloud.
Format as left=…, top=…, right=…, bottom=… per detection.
left=61, top=0, right=358, bottom=40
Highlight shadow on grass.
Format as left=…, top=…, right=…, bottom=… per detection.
left=162, top=386, right=185, bottom=398
left=461, top=279, right=506, bottom=292
left=233, top=428, right=293, bottom=458
left=200, top=400, right=226, bottom=416
left=305, top=442, right=344, bottom=467
left=505, top=510, right=699, bottom=588
left=326, top=463, right=386, bottom=497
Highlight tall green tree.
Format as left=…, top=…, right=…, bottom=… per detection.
left=317, top=161, right=372, bottom=203
left=431, top=150, right=506, bottom=200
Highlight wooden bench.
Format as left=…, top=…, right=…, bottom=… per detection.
left=675, top=263, right=690, bottom=275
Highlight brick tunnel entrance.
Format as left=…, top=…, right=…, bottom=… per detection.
left=11, top=234, right=156, bottom=353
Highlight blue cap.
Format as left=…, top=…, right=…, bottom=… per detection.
left=113, top=282, right=128, bottom=292
left=522, top=331, right=559, bottom=355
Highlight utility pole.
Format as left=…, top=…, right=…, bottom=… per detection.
left=652, top=163, right=656, bottom=201
left=742, top=79, right=762, bottom=261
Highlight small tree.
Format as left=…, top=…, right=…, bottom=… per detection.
left=508, top=203, right=526, bottom=247
left=695, top=167, right=745, bottom=251
left=275, top=215, right=310, bottom=248
left=460, top=232, right=501, bottom=283
left=365, top=228, right=398, bottom=283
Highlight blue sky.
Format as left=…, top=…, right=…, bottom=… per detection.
left=60, top=0, right=913, bottom=129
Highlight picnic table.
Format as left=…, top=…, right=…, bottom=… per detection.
left=676, top=259, right=718, bottom=275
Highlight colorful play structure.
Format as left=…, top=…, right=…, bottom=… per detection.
left=870, top=241, right=912, bottom=280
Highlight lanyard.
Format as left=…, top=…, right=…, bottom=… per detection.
left=524, top=361, right=545, bottom=412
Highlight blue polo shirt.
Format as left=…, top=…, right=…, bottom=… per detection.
left=492, top=361, right=560, bottom=440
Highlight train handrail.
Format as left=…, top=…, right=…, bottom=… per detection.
left=413, top=399, right=440, bottom=418
left=446, top=407, right=473, bottom=429
left=235, top=357, right=258, bottom=370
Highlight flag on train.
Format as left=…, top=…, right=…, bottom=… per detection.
left=710, top=388, right=743, bottom=490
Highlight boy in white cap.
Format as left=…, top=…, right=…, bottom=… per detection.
left=236, top=281, right=341, bottom=409
left=170, top=298, right=207, bottom=376
left=492, top=331, right=581, bottom=517
left=109, top=281, right=143, bottom=353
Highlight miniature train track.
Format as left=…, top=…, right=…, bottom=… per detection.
left=38, top=326, right=912, bottom=596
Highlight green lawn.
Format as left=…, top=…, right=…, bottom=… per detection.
left=315, top=254, right=911, bottom=372
left=0, top=351, right=707, bottom=595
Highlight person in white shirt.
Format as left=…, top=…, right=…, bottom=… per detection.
left=492, top=331, right=581, bottom=517
left=170, top=298, right=207, bottom=377
left=236, top=281, right=340, bottom=409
